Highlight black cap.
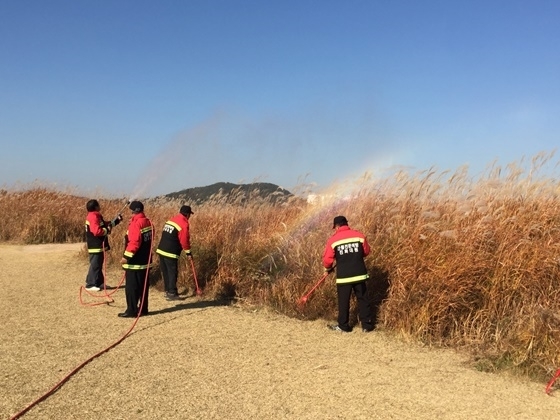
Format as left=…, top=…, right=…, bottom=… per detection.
left=180, top=205, right=194, bottom=216
left=332, top=215, right=348, bottom=228
left=129, top=201, right=144, bottom=213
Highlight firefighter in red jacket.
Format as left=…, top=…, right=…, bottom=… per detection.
left=322, top=215, right=374, bottom=332
left=118, top=201, right=153, bottom=318
left=156, top=205, right=194, bottom=300
left=84, top=199, right=122, bottom=291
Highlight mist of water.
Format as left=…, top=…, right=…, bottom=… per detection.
left=126, top=104, right=401, bottom=200
left=128, top=113, right=224, bottom=201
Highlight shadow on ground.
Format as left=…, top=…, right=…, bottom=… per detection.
left=369, top=266, right=390, bottom=328
left=147, top=299, right=229, bottom=316
left=349, top=266, right=390, bottom=329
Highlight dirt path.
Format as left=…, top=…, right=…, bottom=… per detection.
left=1, top=244, right=559, bottom=419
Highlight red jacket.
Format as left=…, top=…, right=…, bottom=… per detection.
left=156, top=213, right=191, bottom=259
left=122, top=213, right=153, bottom=269
left=323, top=225, right=370, bottom=284
left=85, top=211, right=110, bottom=253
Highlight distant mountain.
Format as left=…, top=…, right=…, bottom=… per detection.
left=164, top=182, right=293, bottom=205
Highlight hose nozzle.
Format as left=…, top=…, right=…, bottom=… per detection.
left=118, top=200, right=131, bottom=214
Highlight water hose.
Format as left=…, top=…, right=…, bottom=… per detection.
left=546, top=367, right=560, bottom=395
left=187, top=256, right=202, bottom=296
left=297, top=269, right=332, bottom=306
left=10, top=225, right=155, bottom=419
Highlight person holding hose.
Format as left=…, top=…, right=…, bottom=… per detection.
left=119, top=201, right=153, bottom=318
left=84, top=199, right=123, bottom=291
left=322, top=215, right=374, bottom=333
left=156, top=205, right=194, bottom=300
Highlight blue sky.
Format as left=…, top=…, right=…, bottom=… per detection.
left=1, top=1, right=559, bottom=197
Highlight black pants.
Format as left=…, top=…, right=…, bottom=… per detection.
left=159, top=255, right=179, bottom=295
left=337, top=281, right=373, bottom=331
left=85, top=253, right=104, bottom=288
left=124, top=269, right=149, bottom=315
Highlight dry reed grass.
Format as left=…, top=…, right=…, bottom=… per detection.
left=2, top=152, right=560, bottom=381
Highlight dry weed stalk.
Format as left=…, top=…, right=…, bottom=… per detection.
left=2, top=153, right=560, bottom=380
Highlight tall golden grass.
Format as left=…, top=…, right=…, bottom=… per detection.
left=1, top=153, right=560, bottom=381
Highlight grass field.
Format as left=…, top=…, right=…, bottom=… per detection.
left=2, top=153, right=560, bottom=383
left=2, top=244, right=560, bottom=419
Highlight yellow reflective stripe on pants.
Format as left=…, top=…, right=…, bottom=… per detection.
left=122, top=263, right=153, bottom=270
left=336, top=274, right=369, bottom=284
left=156, top=249, right=180, bottom=259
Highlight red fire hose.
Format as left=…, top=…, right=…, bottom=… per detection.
left=78, top=239, right=125, bottom=307
left=10, top=225, right=154, bottom=419
left=297, top=269, right=332, bottom=306
left=189, top=256, right=202, bottom=296
left=546, top=368, right=560, bottom=395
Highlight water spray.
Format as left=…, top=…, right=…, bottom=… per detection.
left=119, top=200, right=131, bottom=214
left=107, top=200, right=131, bottom=227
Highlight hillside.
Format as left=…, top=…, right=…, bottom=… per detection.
left=164, top=182, right=293, bottom=204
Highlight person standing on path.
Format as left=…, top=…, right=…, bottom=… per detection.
left=156, top=205, right=194, bottom=300
left=84, top=199, right=122, bottom=291
left=118, top=201, right=153, bottom=318
left=322, top=215, right=374, bottom=333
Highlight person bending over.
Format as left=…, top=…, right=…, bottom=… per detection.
left=322, top=215, right=373, bottom=333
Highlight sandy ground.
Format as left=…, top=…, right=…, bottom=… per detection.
left=1, top=244, right=560, bottom=420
